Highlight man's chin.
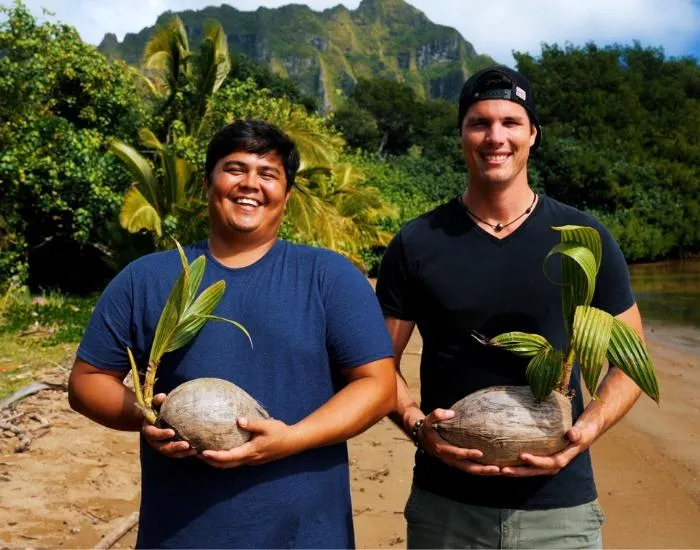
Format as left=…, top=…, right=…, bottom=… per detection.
left=227, top=223, right=258, bottom=234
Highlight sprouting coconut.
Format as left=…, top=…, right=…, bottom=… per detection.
left=159, top=378, right=270, bottom=452
left=434, top=225, right=660, bottom=466
left=127, top=240, right=269, bottom=451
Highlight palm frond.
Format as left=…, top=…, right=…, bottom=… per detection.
left=572, top=305, right=614, bottom=398
left=607, top=318, right=660, bottom=403
left=119, top=186, right=162, bottom=236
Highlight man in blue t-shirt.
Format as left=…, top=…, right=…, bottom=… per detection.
left=68, top=119, right=396, bottom=548
left=376, top=66, right=648, bottom=548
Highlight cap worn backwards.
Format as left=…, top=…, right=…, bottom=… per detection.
left=457, top=65, right=542, bottom=151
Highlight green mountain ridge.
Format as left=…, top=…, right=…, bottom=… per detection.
left=98, top=0, right=496, bottom=110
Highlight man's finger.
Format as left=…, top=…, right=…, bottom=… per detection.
left=152, top=393, right=167, bottom=406
left=237, top=416, right=267, bottom=433
left=426, top=408, right=455, bottom=424
left=143, top=425, right=176, bottom=441
left=201, top=441, right=254, bottom=461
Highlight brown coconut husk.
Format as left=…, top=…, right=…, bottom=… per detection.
left=158, top=378, right=270, bottom=452
left=434, top=386, right=572, bottom=467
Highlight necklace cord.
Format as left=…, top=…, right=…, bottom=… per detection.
left=458, top=192, right=537, bottom=232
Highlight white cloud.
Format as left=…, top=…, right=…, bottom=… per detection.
left=17, top=0, right=700, bottom=62
left=417, top=0, right=700, bottom=64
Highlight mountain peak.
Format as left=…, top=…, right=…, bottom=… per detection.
left=355, top=0, right=425, bottom=23
left=98, top=2, right=495, bottom=109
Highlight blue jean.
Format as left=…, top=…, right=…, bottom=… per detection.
left=405, top=485, right=605, bottom=549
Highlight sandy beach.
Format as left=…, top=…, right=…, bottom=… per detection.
left=1, top=323, right=699, bottom=548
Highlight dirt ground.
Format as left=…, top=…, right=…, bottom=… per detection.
left=1, top=327, right=700, bottom=549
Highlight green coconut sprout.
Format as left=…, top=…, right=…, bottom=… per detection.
left=484, top=225, right=660, bottom=403
left=127, top=239, right=251, bottom=424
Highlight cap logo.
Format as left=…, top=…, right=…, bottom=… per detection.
left=515, top=86, right=527, bottom=101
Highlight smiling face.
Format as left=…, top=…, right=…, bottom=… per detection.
left=460, top=99, right=537, bottom=188
left=206, top=150, right=290, bottom=243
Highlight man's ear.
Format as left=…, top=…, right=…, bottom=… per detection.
left=530, top=125, right=538, bottom=147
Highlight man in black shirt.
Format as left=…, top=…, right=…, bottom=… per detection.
left=376, top=66, right=646, bottom=548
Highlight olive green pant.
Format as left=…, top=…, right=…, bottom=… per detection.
left=405, top=485, right=605, bottom=549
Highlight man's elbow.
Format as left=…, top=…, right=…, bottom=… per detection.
left=67, top=375, right=85, bottom=415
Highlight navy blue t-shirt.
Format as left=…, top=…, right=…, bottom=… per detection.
left=78, top=240, right=393, bottom=548
left=376, top=195, right=634, bottom=510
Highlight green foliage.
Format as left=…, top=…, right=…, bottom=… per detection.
left=333, top=78, right=461, bottom=159
left=0, top=1, right=151, bottom=289
left=515, top=42, right=700, bottom=260
left=229, top=53, right=318, bottom=112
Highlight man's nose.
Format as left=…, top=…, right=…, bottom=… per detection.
left=485, top=123, right=506, bottom=144
left=239, top=171, right=260, bottom=189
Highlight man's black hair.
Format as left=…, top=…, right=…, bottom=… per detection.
left=205, top=120, right=300, bottom=191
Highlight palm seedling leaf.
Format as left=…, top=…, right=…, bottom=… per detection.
left=127, top=347, right=144, bottom=406
left=572, top=306, right=614, bottom=398
left=185, top=255, right=206, bottom=309
left=120, top=187, right=162, bottom=237
left=554, top=226, right=602, bottom=329
left=545, top=240, right=597, bottom=331
left=199, top=314, right=253, bottom=349
left=174, top=240, right=194, bottom=317
left=490, top=332, right=552, bottom=357
left=166, top=280, right=226, bottom=353
left=607, top=318, right=660, bottom=403
left=526, top=347, right=564, bottom=401
left=149, top=261, right=187, bottom=363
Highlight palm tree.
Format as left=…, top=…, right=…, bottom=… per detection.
left=142, top=16, right=230, bottom=137
left=112, top=130, right=206, bottom=247
left=288, top=162, right=394, bottom=268
left=115, top=15, right=394, bottom=265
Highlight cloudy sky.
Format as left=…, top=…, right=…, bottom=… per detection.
left=17, top=0, right=700, bottom=65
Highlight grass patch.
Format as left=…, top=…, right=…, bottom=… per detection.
left=0, top=286, right=97, bottom=399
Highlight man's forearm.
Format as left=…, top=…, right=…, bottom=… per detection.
left=68, top=370, right=144, bottom=431
left=288, top=359, right=396, bottom=452
left=576, top=367, right=642, bottom=441
left=389, top=370, right=424, bottom=436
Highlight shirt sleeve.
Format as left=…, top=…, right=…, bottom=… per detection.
left=76, top=264, right=136, bottom=371
left=591, top=222, right=635, bottom=316
left=322, top=255, right=393, bottom=369
left=375, top=231, right=416, bottom=320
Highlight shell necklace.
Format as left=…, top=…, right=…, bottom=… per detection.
left=458, top=192, right=537, bottom=232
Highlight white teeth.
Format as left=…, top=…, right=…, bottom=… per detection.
left=484, top=154, right=509, bottom=161
left=234, top=198, right=259, bottom=206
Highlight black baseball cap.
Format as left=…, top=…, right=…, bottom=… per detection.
left=458, top=65, right=542, bottom=151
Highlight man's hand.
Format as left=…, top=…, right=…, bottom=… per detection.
left=198, top=416, right=298, bottom=469
left=421, top=408, right=501, bottom=476
left=501, top=418, right=600, bottom=477
left=141, top=393, right=197, bottom=459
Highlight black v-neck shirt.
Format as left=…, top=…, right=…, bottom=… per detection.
left=376, top=194, right=634, bottom=509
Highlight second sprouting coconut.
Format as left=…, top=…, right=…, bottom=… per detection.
left=434, top=225, right=660, bottom=466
